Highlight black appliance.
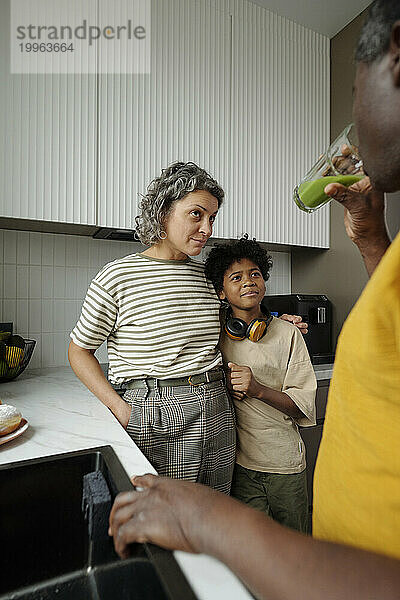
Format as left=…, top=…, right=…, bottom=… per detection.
left=264, top=294, right=334, bottom=364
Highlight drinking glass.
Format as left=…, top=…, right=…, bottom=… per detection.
left=293, top=123, right=364, bottom=213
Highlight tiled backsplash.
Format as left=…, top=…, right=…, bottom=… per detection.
left=0, top=229, right=291, bottom=368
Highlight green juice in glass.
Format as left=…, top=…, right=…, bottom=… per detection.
left=295, top=174, right=363, bottom=212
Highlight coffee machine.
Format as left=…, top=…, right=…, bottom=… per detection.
left=264, top=294, right=334, bottom=364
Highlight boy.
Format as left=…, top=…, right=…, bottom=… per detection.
left=205, top=238, right=316, bottom=533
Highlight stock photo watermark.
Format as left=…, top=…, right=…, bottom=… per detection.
left=11, top=0, right=151, bottom=74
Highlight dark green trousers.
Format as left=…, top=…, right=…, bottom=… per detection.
left=231, top=463, right=309, bottom=533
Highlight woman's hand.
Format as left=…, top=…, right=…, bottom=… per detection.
left=68, top=340, right=133, bottom=427
left=115, top=401, right=132, bottom=429
left=279, top=314, right=308, bottom=335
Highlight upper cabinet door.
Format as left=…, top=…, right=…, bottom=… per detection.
left=1, top=0, right=330, bottom=248
left=0, top=2, right=97, bottom=224
left=97, top=0, right=232, bottom=230
left=218, top=2, right=330, bottom=248
left=98, top=0, right=330, bottom=248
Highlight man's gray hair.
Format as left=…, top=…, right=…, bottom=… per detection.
left=135, top=162, right=224, bottom=246
left=355, top=0, right=400, bottom=64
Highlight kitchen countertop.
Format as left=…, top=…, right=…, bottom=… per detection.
left=0, top=367, right=251, bottom=600
left=313, top=363, right=334, bottom=381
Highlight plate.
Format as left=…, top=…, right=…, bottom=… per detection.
left=0, top=418, right=29, bottom=446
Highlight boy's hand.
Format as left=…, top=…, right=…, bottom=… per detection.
left=225, top=366, right=246, bottom=401
left=230, top=390, right=247, bottom=401
left=228, top=363, right=260, bottom=398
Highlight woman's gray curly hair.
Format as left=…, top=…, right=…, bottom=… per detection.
left=135, top=162, right=224, bottom=246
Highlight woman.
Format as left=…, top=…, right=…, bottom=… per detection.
left=69, top=162, right=236, bottom=493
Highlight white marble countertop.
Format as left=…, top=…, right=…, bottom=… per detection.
left=0, top=366, right=251, bottom=600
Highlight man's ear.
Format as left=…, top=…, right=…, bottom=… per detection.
left=390, top=21, right=400, bottom=87
left=218, top=290, right=226, bottom=301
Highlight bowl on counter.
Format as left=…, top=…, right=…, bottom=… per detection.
left=0, top=339, right=36, bottom=383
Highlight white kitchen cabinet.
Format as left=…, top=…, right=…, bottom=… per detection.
left=0, top=1, right=97, bottom=225
left=98, top=0, right=330, bottom=248
left=214, top=1, right=330, bottom=247
left=97, top=0, right=232, bottom=230
left=1, top=0, right=330, bottom=248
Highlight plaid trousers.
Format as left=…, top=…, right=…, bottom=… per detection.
left=124, top=379, right=236, bottom=494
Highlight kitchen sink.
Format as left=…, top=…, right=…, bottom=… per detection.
left=4, top=558, right=168, bottom=600
left=0, top=446, right=197, bottom=600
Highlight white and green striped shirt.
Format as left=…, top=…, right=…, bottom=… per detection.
left=70, top=253, right=222, bottom=384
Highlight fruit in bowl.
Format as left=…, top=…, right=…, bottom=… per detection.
left=0, top=337, right=36, bottom=383
left=5, top=335, right=25, bottom=368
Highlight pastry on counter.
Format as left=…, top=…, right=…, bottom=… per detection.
left=0, top=404, right=22, bottom=435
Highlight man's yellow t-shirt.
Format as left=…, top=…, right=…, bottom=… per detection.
left=313, top=231, right=400, bottom=559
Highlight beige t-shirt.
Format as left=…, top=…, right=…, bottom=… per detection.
left=219, top=317, right=316, bottom=474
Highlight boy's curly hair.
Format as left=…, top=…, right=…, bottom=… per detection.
left=204, top=236, right=273, bottom=294
left=135, top=162, right=224, bottom=246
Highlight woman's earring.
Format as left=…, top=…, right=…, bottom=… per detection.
left=159, top=230, right=167, bottom=240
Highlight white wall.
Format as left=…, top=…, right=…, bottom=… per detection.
left=0, top=229, right=143, bottom=368
left=0, top=229, right=291, bottom=369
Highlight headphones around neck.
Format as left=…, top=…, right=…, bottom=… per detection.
left=224, top=307, right=273, bottom=342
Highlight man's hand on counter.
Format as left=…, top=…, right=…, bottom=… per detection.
left=109, top=474, right=204, bottom=557
left=109, top=475, right=400, bottom=600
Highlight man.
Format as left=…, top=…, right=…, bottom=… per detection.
left=108, top=2, right=400, bottom=598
